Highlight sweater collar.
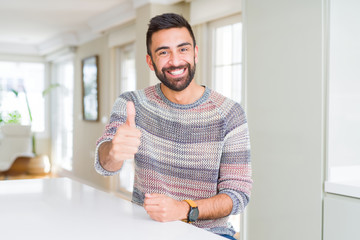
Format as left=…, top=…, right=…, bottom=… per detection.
left=155, top=83, right=211, bottom=109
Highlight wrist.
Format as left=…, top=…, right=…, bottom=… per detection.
left=182, top=199, right=199, bottom=223
left=180, top=200, right=190, bottom=221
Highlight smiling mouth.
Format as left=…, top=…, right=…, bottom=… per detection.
left=168, top=68, right=185, bottom=76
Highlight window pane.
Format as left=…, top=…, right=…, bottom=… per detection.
left=121, top=49, right=136, bottom=92
left=215, top=65, right=233, bottom=97
left=117, top=43, right=136, bottom=96
left=116, top=43, right=136, bottom=194
left=215, top=25, right=233, bottom=66
left=0, top=62, right=45, bottom=132
left=232, top=64, right=242, bottom=103
left=52, top=61, right=74, bottom=171
left=233, top=23, right=242, bottom=63
left=328, top=0, right=360, bottom=169
left=212, top=20, right=242, bottom=103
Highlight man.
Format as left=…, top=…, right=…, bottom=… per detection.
left=95, top=13, right=252, bottom=240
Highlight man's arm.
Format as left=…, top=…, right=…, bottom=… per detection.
left=195, top=193, right=233, bottom=219
left=97, top=101, right=141, bottom=172
left=143, top=193, right=232, bottom=222
left=98, top=141, right=124, bottom=172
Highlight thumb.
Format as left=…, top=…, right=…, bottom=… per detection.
left=125, top=101, right=136, bottom=128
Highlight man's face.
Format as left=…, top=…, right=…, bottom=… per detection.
left=146, top=27, right=198, bottom=92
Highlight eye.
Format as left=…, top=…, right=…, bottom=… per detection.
left=158, top=50, right=168, bottom=56
left=180, top=47, right=188, bottom=53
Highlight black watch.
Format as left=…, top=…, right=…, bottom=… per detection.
left=183, top=199, right=199, bottom=223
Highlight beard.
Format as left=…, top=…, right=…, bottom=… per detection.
left=151, top=58, right=196, bottom=92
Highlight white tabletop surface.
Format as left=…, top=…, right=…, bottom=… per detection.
left=0, top=177, right=224, bottom=240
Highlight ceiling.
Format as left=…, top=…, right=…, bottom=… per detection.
left=0, top=0, right=142, bottom=55
left=0, top=0, right=130, bottom=44
left=0, top=0, right=190, bottom=56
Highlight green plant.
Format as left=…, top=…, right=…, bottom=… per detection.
left=0, top=110, right=22, bottom=125
left=5, top=111, right=22, bottom=124
left=11, top=83, right=60, bottom=155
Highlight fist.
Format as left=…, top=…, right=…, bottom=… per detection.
left=109, top=101, right=141, bottom=162
left=144, top=193, right=189, bottom=222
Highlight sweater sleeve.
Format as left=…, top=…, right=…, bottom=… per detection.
left=217, top=103, right=252, bottom=215
left=94, top=96, right=128, bottom=176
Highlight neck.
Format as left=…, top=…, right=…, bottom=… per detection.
left=160, top=81, right=205, bottom=105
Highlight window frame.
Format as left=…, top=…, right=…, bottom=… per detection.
left=206, top=14, right=244, bottom=235
left=113, top=42, right=137, bottom=199
left=324, top=0, right=360, bottom=199
left=50, top=57, right=75, bottom=172
left=207, top=14, right=243, bottom=104
left=115, top=42, right=136, bottom=98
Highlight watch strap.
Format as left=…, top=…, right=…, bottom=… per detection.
left=183, top=199, right=198, bottom=223
left=183, top=199, right=197, bottom=208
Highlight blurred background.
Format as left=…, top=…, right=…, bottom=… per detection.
left=0, top=1, right=359, bottom=240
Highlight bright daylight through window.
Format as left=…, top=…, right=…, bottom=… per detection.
left=52, top=61, right=74, bottom=171
left=116, top=43, right=137, bottom=195
left=212, top=19, right=242, bottom=103
left=0, top=61, right=45, bottom=132
left=326, top=0, right=360, bottom=199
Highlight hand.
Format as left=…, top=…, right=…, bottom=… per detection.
left=109, top=101, right=141, bottom=162
left=143, top=193, right=189, bottom=222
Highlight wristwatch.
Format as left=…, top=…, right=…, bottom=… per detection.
left=183, top=199, right=199, bottom=223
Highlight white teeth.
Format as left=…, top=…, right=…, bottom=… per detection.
left=170, top=69, right=184, bottom=75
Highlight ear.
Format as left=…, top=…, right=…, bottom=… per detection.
left=194, top=45, right=199, bottom=64
left=146, top=54, right=155, bottom=71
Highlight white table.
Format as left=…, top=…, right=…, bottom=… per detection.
left=0, top=178, right=224, bottom=240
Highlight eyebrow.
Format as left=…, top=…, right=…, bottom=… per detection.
left=154, top=42, right=192, bottom=53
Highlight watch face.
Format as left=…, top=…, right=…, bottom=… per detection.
left=189, top=207, right=199, bottom=222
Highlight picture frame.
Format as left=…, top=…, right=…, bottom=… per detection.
left=81, top=55, right=99, bottom=121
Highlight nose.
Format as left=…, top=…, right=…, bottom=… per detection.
left=168, top=52, right=181, bottom=66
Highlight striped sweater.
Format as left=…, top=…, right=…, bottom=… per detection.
left=95, top=84, right=252, bottom=236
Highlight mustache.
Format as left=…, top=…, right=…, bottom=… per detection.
left=162, top=64, right=189, bottom=72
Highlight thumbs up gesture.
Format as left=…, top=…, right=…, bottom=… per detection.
left=108, top=101, right=142, bottom=163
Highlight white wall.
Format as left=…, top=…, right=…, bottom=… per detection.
left=72, top=35, right=112, bottom=190
left=244, top=0, right=324, bottom=239
left=190, top=0, right=241, bottom=25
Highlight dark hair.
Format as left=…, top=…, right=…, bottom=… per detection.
left=146, top=13, right=196, bottom=56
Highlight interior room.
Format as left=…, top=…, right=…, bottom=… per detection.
left=0, top=0, right=359, bottom=240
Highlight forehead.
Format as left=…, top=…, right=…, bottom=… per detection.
left=150, top=27, right=193, bottom=49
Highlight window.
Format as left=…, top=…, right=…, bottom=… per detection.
left=115, top=43, right=136, bottom=97
left=209, top=15, right=242, bottom=103
left=115, top=43, right=136, bottom=196
left=208, top=14, right=243, bottom=234
left=51, top=60, right=74, bottom=171
left=0, top=61, right=45, bottom=132
left=325, top=0, right=360, bottom=199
